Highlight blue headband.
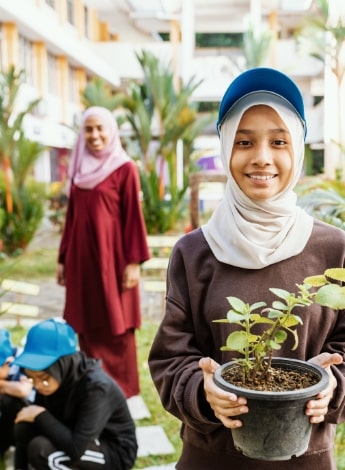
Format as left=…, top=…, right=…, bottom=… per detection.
left=217, top=67, right=306, bottom=139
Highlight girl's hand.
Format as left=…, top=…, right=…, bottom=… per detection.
left=199, top=357, right=248, bottom=429
left=306, top=352, right=343, bottom=423
left=15, top=405, right=46, bottom=423
left=57, top=263, right=65, bottom=286
left=122, top=263, right=140, bottom=290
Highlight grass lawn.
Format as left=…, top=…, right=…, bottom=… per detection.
left=134, top=321, right=182, bottom=468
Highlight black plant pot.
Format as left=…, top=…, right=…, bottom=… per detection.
left=214, top=357, right=329, bottom=461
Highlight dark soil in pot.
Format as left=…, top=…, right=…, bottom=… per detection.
left=214, top=357, right=329, bottom=461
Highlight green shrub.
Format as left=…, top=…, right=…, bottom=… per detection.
left=0, top=179, right=45, bottom=256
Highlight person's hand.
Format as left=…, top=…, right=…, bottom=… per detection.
left=122, top=263, right=140, bottom=290
left=57, top=263, right=65, bottom=286
left=15, top=405, right=46, bottom=423
left=199, top=357, right=248, bottom=429
left=306, top=352, right=343, bottom=423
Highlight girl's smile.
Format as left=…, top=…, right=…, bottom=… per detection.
left=230, top=105, right=293, bottom=200
left=84, top=116, right=110, bottom=153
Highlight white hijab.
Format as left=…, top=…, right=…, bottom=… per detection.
left=202, top=93, right=313, bottom=269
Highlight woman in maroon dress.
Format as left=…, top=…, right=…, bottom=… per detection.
left=57, top=106, right=150, bottom=398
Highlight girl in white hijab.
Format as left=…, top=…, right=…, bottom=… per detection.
left=148, top=68, right=345, bottom=470
left=202, top=80, right=314, bottom=269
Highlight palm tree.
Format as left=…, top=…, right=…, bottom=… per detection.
left=0, top=67, right=40, bottom=213
left=81, top=77, right=125, bottom=111
left=122, top=50, right=216, bottom=233
left=0, top=66, right=46, bottom=255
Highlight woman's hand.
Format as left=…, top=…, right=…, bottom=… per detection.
left=15, top=405, right=46, bottom=423
left=199, top=357, right=248, bottom=429
left=57, top=263, right=65, bottom=286
left=122, top=263, right=140, bottom=290
left=306, top=352, right=343, bottom=423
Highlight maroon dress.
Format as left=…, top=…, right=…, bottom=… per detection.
left=58, top=160, right=150, bottom=397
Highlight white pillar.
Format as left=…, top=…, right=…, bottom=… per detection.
left=250, top=0, right=262, bottom=34
left=176, top=139, right=183, bottom=189
left=34, top=150, right=51, bottom=183
left=180, top=0, right=195, bottom=84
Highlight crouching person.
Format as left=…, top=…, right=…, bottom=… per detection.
left=13, top=318, right=137, bottom=470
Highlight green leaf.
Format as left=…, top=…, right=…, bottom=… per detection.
left=266, top=308, right=284, bottom=319
left=272, top=300, right=288, bottom=311
left=226, top=296, right=246, bottom=313
left=273, top=330, right=288, bottom=344
left=251, top=315, right=274, bottom=325
left=249, top=301, right=266, bottom=312
left=269, top=287, right=291, bottom=300
left=269, top=340, right=283, bottom=350
left=315, top=284, right=345, bottom=309
left=324, top=268, right=345, bottom=283
left=225, top=331, right=252, bottom=352
left=283, top=315, right=303, bottom=327
left=303, top=274, right=327, bottom=286
left=226, top=309, right=245, bottom=323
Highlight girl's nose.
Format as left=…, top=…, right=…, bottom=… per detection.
left=252, top=142, right=273, bottom=166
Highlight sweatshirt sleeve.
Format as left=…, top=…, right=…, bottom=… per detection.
left=120, top=161, right=150, bottom=264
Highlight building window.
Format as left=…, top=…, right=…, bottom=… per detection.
left=84, top=6, right=90, bottom=38
left=67, top=0, right=75, bottom=25
left=18, top=35, right=33, bottom=84
left=47, top=52, right=58, bottom=94
left=68, top=65, right=78, bottom=103
left=45, top=0, right=55, bottom=8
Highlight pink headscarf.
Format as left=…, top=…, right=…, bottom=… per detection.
left=66, top=106, right=130, bottom=194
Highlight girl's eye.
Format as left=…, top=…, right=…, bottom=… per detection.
left=237, top=140, right=251, bottom=146
left=273, top=140, right=286, bottom=146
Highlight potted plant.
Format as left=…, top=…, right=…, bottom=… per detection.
left=213, top=268, right=345, bottom=461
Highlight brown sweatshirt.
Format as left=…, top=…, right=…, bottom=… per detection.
left=148, top=219, right=345, bottom=470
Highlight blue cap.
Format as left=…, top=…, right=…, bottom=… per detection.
left=0, top=329, right=15, bottom=366
left=14, top=319, right=77, bottom=371
left=217, top=67, right=306, bottom=137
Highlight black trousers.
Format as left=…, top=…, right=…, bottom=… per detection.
left=0, top=394, right=28, bottom=455
left=14, top=422, right=125, bottom=470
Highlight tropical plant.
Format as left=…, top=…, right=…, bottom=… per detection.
left=81, top=76, right=125, bottom=110
left=242, top=20, right=273, bottom=69
left=115, top=50, right=216, bottom=234
left=296, top=176, right=345, bottom=230
left=0, top=177, right=45, bottom=256
left=0, top=67, right=46, bottom=255
left=214, top=268, right=345, bottom=384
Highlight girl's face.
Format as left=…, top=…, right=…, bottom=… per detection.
left=230, top=105, right=294, bottom=200
left=25, top=369, right=60, bottom=396
left=83, top=116, right=110, bottom=153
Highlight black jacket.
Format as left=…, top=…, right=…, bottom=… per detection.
left=34, top=352, right=137, bottom=468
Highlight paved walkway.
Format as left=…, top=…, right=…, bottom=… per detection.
left=1, top=222, right=165, bottom=322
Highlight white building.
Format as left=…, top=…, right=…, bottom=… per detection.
left=0, top=0, right=326, bottom=182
